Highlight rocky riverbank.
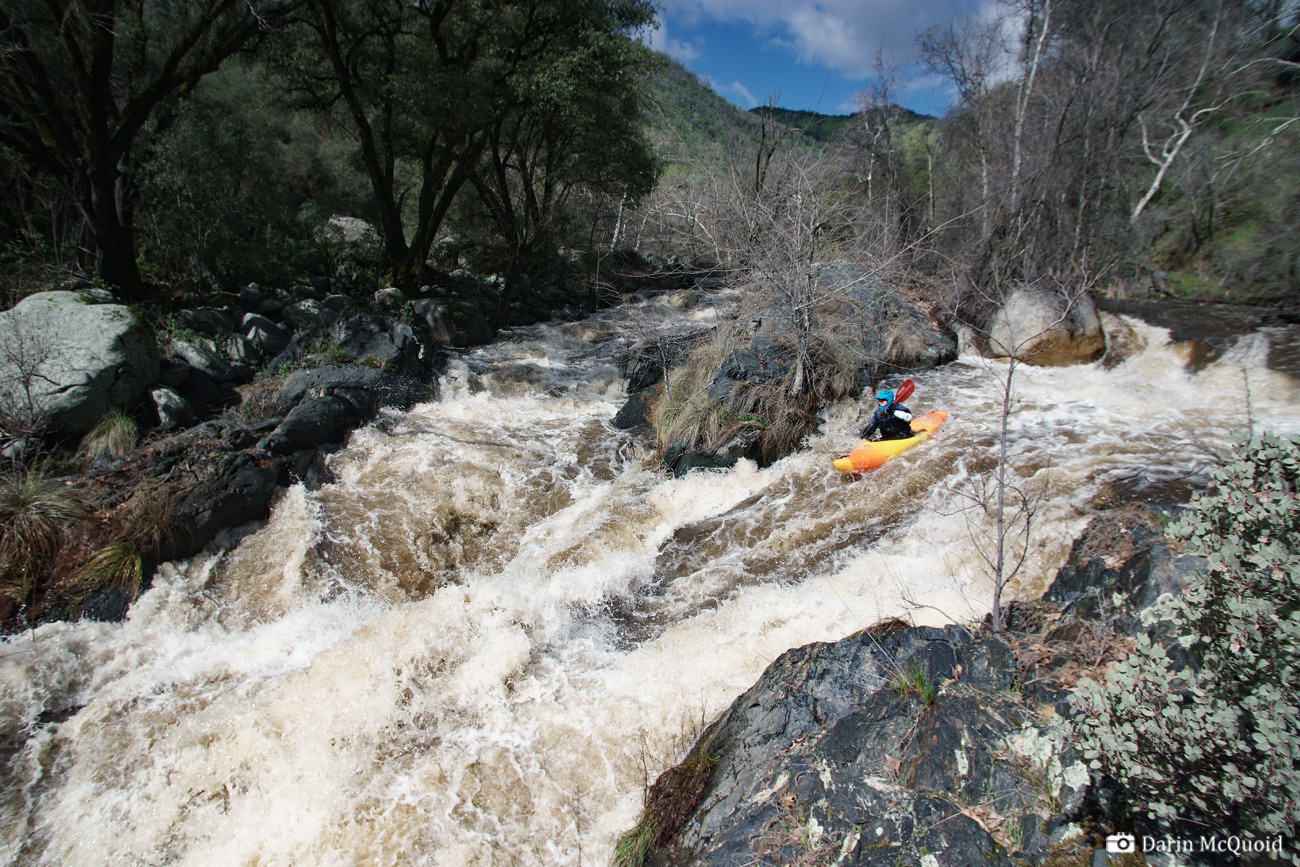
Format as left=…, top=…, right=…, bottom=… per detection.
left=616, top=506, right=1202, bottom=867
left=0, top=255, right=716, bottom=630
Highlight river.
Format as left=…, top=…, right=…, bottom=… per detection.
left=2, top=290, right=1298, bottom=866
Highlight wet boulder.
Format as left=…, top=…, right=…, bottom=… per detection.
left=272, top=364, right=432, bottom=418
left=642, top=625, right=1064, bottom=867
left=260, top=395, right=363, bottom=455
left=169, top=451, right=279, bottom=556
left=988, top=284, right=1106, bottom=366
left=0, top=291, right=159, bottom=436
left=411, top=297, right=495, bottom=347
left=330, top=313, right=433, bottom=378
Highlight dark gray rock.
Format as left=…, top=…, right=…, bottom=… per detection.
left=282, top=299, right=331, bottom=332
left=1042, top=520, right=1202, bottom=636
left=372, top=287, right=407, bottom=313
left=151, top=386, right=195, bottom=431
left=260, top=395, right=361, bottom=455
left=331, top=313, right=434, bottom=378
left=239, top=283, right=264, bottom=310
left=648, top=624, right=1046, bottom=866
left=273, top=364, right=432, bottom=417
left=182, top=307, right=236, bottom=337
left=243, top=313, right=292, bottom=357
left=222, top=334, right=263, bottom=366
left=171, top=365, right=234, bottom=413
left=412, top=296, right=495, bottom=347
left=170, top=337, right=234, bottom=383
left=170, top=452, right=279, bottom=556
left=322, top=294, right=354, bottom=314
left=612, top=386, right=655, bottom=432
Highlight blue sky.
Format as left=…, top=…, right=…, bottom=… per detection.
left=645, top=0, right=993, bottom=117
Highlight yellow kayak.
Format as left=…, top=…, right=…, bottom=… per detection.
left=833, top=411, right=948, bottom=474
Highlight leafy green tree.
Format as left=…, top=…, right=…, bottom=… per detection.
left=284, top=0, right=654, bottom=287
left=467, top=9, right=658, bottom=273
left=1071, top=433, right=1300, bottom=844
left=0, top=0, right=301, bottom=300
left=138, top=62, right=336, bottom=287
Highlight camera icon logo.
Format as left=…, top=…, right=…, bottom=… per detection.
left=1106, top=833, right=1137, bottom=854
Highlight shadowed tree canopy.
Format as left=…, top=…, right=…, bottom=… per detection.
left=468, top=9, right=660, bottom=274
left=0, top=0, right=302, bottom=300
left=283, top=0, right=656, bottom=287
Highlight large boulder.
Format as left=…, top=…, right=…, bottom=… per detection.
left=988, top=285, right=1106, bottom=366
left=0, top=291, right=159, bottom=436
left=315, top=215, right=384, bottom=267
left=642, top=625, right=1053, bottom=867
left=412, top=297, right=495, bottom=347
left=330, top=313, right=433, bottom=378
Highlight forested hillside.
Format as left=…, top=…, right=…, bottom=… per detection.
left=0, top=0, right=1296, bottom=306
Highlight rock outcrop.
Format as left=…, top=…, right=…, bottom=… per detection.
left=0, top=291, right=159, bottom=436
left=625, top=507, right=1201, bottom=866
left=616, top=263, right=959, bottom=475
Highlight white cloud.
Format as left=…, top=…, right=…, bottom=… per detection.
left=658, top=0, right=992, bottom=77
left=728, top=81, right=759, bottom=108
left=642, top=16, right=702, bottom=63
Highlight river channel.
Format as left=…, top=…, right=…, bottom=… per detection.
left=2, top=290, right=1298, bottom=865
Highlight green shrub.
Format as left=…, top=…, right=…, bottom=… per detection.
left=1070, top=433, right=1300, bottom=845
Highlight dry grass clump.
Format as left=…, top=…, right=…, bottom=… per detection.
left=613, top=748, right=719, bottom=867
left=649, top=325, right=866, bottom=464
left=76, top=410, right=140, bottom=464
left=0, top=461, right=91, bottom=614
left=73, top=541, right=144, bottom=600
left=650, top=327, right=737, bottom=452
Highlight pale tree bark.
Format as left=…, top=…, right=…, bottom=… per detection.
left=1010, top=0, right=1053, bottom=213
left=1130, top=13, right=1223, bottom=223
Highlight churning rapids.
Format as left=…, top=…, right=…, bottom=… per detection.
left=3, top=290, right=1299, bottom=866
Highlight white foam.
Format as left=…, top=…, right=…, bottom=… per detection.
left=3, top=309, right=1298, bottom=866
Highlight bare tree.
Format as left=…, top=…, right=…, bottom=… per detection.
left=0, top=313, right=59, bottom=452
left=949, top=269, right=1096, bottom=632
left=918, top=13, right=1004, bottom=239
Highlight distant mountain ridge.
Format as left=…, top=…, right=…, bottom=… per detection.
left=749, top=105, right=935, bottom=142
left=641, top=52, right=935, bottom=160
left=640, top=55, right=763, bottom=161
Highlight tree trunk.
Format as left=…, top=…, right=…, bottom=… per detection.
left=86, top=164, right=144, bottom=300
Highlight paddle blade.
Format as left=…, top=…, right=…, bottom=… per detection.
left=895, top=379, right=915, bottom=403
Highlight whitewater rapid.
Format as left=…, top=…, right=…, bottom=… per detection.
left=2, top=293, right=1298, bottom=866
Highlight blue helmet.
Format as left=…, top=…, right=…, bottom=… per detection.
left=875, top=389, right=894, bottom=403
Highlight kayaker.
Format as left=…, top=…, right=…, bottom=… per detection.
left=861, top=388, right=913, bottom=441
